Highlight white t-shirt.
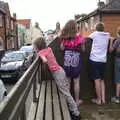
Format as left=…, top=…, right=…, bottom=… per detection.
left=89, top=31, right=110, bottom=63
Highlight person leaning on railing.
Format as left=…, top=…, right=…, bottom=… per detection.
left=32, top=37, right=81, bottom=120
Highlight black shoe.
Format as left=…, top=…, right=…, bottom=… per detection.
left=73, top=114, right=82, bottom=120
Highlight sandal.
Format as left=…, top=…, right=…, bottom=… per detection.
left=91, top=98, right=101, bottom=105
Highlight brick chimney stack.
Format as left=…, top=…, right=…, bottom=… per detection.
left=106, top=0, right=113, bottom=4
left=13, top=13, right=16, bottom=19
left=97, top=1, right=105, bottom=8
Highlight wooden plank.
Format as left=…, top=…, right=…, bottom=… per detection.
left=27, top=102, right=37, bottom=120
left=52, top=80, right=62, bottom=120
left=27, top=84, right=40, bottom=120
left=59, top=92, right=71, bottom=120
left=35, top=82, right=46, bottom=120
left=45, top=80, right=52, bottom=120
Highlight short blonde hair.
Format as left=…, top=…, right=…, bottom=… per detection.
left=96, top=22, right=105, bottom=32
left=33, top=37, right=46, bottom=50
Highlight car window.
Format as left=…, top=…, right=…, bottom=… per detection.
left=20, top=46, right=33, bottom=53
left=1, top=52, right=25, bottom=62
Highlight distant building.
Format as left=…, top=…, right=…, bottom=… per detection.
left=56, top=22, right=60, bottom=34
left=0, top=7, right=5, bottom=50
left=17, top=19, right=31, bottom=29
left=76, top=0, right=120, bottom=37
left=17, top=21, right=43, bottom=45
left=30, top=22, right=43, bottom=42
left=17, top=23, right=26, bottom=48
left=17, top=19, right=32, bottom=45
left=0, top=1, right=18, bottom=50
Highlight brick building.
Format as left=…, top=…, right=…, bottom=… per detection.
left=0, top=1, right=18, bottom=50
left=76, top=0, right=120, bottom=37
left=17, top=19, right=31, bottom=29
left=0, top=8, right=5, bottom=50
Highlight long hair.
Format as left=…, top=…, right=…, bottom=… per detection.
left=60, top=20, right=77, bottom=41
left=33, top=37, right=46, bottom=51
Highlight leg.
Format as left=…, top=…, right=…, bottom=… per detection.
left=94, top=79, right=102, bottom=104
left=101, top=80, right=106, bottom=104
left=52, top=69, right=80, bottom=116
left=66, top=77, right=71, bottom=90
left=116, top=83, right=120, bottom=97
left=74, top=76, right=82, bottom=106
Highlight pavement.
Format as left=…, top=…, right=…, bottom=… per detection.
left=79, top=101, right=120, bottom=120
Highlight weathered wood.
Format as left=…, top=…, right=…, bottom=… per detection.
left=45, top=80, right=52, bottom=120
left=33, top=72, right=38, bottom=102
left=0, top=57, right=40, bottom=120
left=59, top=92, right=71, bottom=120
left=27, top=102, right=37, bottom=120
left=19, top=103, right=26, bottom=120
left=27, top=84, right=41, bottom=120
left=52, top=80, right=62, bottom=120
left=35, top=82, right=46, bottom=120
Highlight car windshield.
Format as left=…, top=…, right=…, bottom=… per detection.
left=20, top=46, right=33, bottom=53
left=1, top=52, right=25, bottom=62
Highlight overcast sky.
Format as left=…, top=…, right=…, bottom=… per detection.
left=4, top=0, right=106, bottom=31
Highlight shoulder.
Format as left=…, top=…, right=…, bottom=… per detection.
left=89, top=31, right=96, bottom=38
left=38, top=48, right=48, bottom=56
left=76, top=34, right=85, bottom=43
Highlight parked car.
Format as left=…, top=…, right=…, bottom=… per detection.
left=20, top=45, right=34, bottom=63
left=0, top=51, right=29, bottom=82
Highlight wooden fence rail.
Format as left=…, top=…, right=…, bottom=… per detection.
left=0, top=57, right=41, bottom=120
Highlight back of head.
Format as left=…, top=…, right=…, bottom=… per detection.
left=60, top=20, right=77, bottom=40
left=33, top=37, right=46, bottom=51
left=96, top=22, right=105, bottom=32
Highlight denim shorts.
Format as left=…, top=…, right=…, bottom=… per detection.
left=115, top=59, right=120, bottom=83
left=89, top=60, right=106, bottom=80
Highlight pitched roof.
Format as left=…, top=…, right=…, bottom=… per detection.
left=0, top=1, right=9, bottom=14
left=17, top=19, right=31, bottom=29
left=101, top=0, right=120, bottom=13
left=76, top=0, right=120, bottom=22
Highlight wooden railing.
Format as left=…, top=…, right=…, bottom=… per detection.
left=0, top=57, right=42, bottom=120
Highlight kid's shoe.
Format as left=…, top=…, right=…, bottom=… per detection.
left=73, top=114, right=81, bottom=120
left=70, top=111, right=81, bottom=120
left=111, top=96, right=120, bottom=104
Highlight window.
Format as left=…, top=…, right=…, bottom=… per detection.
left=0, top=15, right=3, bottom=27
left=84, top=20, right=89, bottom=31
left=90, top=17, right=94, bottom=30
left=6, top=17, right=10, bottom=29
left=11, top=20, right=14, bottom=30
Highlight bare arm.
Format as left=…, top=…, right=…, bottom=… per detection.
left=109, top=37, right=115, bottom=53
left=39, top=55, right=48, bottom=63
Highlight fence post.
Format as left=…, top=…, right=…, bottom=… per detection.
left=38, top=64, right=42, bottom=84
left=33, top=71, right=37, bottom=102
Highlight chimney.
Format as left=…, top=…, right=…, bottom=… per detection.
left=97, top=1, right=105, bottom=8
left=106, top=0, right=113, bottom=4
left=13, top=13, right=16, bottom=19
